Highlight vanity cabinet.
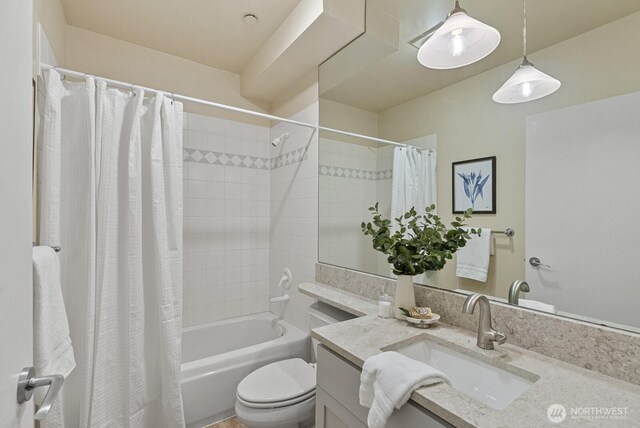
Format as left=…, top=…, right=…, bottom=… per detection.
left=315, top=344, right=454, bottom=428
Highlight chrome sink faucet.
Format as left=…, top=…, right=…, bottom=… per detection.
left=508, top=280, right=530, bottom=305
left=462, top=294, right=507, bottom=350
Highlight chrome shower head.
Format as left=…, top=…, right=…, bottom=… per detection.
left=272, top=131, right=290, bottom=147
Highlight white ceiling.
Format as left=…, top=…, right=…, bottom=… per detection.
left=61, top=0, right=303, bottom=73
left=320, top=0, right=640, bottom=112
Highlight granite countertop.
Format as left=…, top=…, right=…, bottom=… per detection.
left=299, top=282, right=379, bottom=316
left=300, top=282, right=640, bottom=427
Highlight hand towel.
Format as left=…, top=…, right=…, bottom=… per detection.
left=456, top=228, right=492, bottom=282
left=519, top=298, right=557, bottom=314
left=33, top=246, right=76, bottom=425
left=359, top=351, right=450, bottom=428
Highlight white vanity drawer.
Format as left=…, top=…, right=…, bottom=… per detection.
left=316, top=344, right=453, bottom=428
left=317, top=344, right=371, bottom=422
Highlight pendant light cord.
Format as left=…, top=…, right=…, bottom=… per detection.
left=450, top=0, right=466, bottom=16
left=523, top=0, right=527, bottom=58
left=520, top=0, right=532, bottom=66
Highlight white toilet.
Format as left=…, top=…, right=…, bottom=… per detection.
left=235, top=302, right=354, bottom=428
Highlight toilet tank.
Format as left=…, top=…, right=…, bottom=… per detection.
left=308, top=301, right=355, bottom=362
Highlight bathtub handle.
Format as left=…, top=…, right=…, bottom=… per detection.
left=270, top=295, right=290, bottom=304
left=278, top=268, right=292, bottom=290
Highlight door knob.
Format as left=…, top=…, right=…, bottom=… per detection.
left=16, top=367, right=64, bottom=420
left=529, top=257, right=551, bottom=268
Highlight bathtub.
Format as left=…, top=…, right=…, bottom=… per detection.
left=181, top=312, right=310, bottom=428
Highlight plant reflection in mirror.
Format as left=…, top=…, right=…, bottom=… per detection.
left=361, top=204, right=480, bottom=275
left=457, top=171, right=490, bottom=210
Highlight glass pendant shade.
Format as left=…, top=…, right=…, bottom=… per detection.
left=493, top=0, right=561, bottom=104
left=417, top=6, right=501, bottom=70
left=492, top=59, right=561, bottom=104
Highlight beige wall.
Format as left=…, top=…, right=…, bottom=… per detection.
left=34, top=0, right=67, bottom=69
left=241, top=0, right=364, bottom=101
left=65, top=26, right=272, bottom=125
left=35, top=0, right=348, bottom=124
left=271, top=69, right=320, bottom=120
left=33, top=0, right=68, bottom=239
left=319, top=98, right=378, bottom=136
left=377, top=12, right=640, bottom=298
left=319, top=98, right=379, bottom=147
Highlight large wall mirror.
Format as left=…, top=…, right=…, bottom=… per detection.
left=318, top=0, right=640, bottom=332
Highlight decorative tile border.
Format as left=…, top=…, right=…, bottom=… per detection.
left=315, top=263, right=640, bottom=386
left=183, top=146, right=312, bottom=171
left=319, top=164, right=393, bottom=181
left=183, top=148, right=270, bottom=170
left=270, top=146, right=309, bottom=170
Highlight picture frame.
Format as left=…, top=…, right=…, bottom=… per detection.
left=452, top=156, right=496, bottom=214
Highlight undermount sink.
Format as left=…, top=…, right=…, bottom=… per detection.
left=394, top=337, right=536, bottom=410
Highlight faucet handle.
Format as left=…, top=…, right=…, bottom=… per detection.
left=493, top=331, right=507, bottom=345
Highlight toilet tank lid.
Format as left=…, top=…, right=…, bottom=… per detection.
left=237, top=358, right=316, bottom=404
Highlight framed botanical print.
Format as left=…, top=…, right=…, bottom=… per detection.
left=452, top=156, right=496, bottom=214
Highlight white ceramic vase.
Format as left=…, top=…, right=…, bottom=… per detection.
left=394, top=275, right=416, bottom=319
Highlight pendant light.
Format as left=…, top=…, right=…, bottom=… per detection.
left=493, top=0, right=560, bottom=104
left=417, top=1, right=501, bottom=70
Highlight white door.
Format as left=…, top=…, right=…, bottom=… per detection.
left=0, top=0, right=35, bottom=426
left=525, top=92, right=640, bottom=328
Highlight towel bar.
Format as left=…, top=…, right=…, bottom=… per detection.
left=492, top=228, right=515, bottom=237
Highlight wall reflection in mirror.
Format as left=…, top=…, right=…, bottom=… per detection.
left=318, top=0, right=640, bottom=332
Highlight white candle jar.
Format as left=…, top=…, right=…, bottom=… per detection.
left=378, top=294, right=394, bottom=319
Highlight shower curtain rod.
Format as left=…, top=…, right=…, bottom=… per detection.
left=41, top=65, right=317, bottom=130
left=41, top=65, right=420, bottom=151
left=318, top=126, right=434, bottom=152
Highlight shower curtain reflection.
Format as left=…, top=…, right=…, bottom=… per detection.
left=390, top=146, right=437, bottom=285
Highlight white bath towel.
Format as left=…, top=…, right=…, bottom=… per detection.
left=33, top=246, right=75, bottom=425
left=519, top=298, right=557, bottom=314
left=456, top=228, right=492, bottom=282
left=359, top=351, right=450, bottom=428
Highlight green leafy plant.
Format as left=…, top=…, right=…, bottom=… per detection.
left=398, top=307, right=412, bottom=317
left=361, top=204, right=480, bottom=276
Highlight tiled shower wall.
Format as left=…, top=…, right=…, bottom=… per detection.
left=319, top=138, right=380, bottom=273
left=182, top=107, right=320, bottom=329
left=375, top=145, right=394, bottom=277
left=269, top=104, right=319, bottom=332
left=183, top=112, right=271, bottom=327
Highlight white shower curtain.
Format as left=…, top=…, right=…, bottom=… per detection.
left=390, top=146, right=437, bottom=220
left=390, top=146, right=437, bottom=285
left=39, top=69, right=185, bottom=427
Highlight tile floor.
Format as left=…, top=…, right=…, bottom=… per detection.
left=205, top=416, right=247, bottom=428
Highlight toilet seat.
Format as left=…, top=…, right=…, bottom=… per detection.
left=236, top=358, right=316, bottom=409
left=237, top=389, right=315, bottom=409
